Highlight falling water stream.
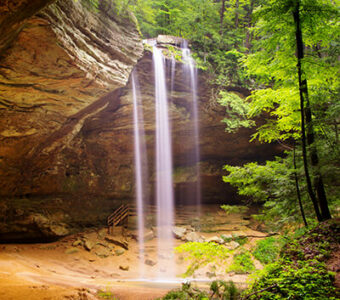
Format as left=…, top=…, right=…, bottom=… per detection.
left=132, top=70, right=147, bottom=277
left=181, top=40, right=201, bottom=209
left=153, top=45, right=175, bottom=278
left=132, top=38, right=200, bottom=279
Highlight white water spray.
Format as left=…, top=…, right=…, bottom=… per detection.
left=181, top=40, right=201, bottom=208
left=132, top=70, right=147, bottom=277
left=153, top=45, right=175, bottom=278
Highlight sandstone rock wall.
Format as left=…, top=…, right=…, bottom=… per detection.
left=57, top=48, right=282, bottom=205
left=0, top=0, right=282, bottom=240
left=0, top=0, right=143, bottom=196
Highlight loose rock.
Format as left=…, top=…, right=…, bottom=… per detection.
left=145, top=259, right=157, bottom=266
left=224, top=241, right=240, bottom=250
left=65, top=247, right=79, bottom=254
left=115, top=249, right=125, bottom=256
left=206, top=236, right=225, bottom=244
left=119, top=265, right=129, bottom=271
left=105, top=236, right=128, bottom=250
left=185, top=232, right=204, bottom=242
left=172, top=226, right=187, bottom=239
left=72, top=239, right=83, bottom=247
left=84, top=239, right=95, bottom=251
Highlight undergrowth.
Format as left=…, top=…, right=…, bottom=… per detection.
left=252, top=236, right=281, bottom=264
left=163, top=220, right=339, bottom=300
left=160, top=280, right=241, bottom=300
left=228, top=250, right=255, bottom=274
left=244, top=220, right=339, bottom=299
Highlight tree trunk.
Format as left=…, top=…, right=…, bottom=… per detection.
left=293, top=143, right=308, bottom=227
left=235, top=0, right=239, bottom=28
left=245, top=0, right=255, bottom=51
left=219, top=0, right=226, bottom=35
left=293, top=0, right=331, bottom=221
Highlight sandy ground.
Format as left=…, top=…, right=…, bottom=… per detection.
left=0, top=205, right=267, bottom=300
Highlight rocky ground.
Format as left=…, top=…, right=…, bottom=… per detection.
left=0, top=205, right=270, bottom=300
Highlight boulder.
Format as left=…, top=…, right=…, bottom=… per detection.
left=185, top=232, right=204, bottom=243
left=65, top=247, right=79, bottom=254
left=94, top=245, right=111, bottom=258
left=221, top=234, right=233, bottom=241
left=97, top=228, right=108, bottom=239
left=206, top=236, right=225, bottom=244
left=224, top=241, right=240, bottom=250
left=131, top=230, right=154, bottom=241
left=119, top=265, right=129, bottom=271
left=114, top=249, right=125, bottom=256
left=72, top=239, right=83, bottom=247
left=84, top=239, right=95, bottom=251
left=105, top=236, right=129, bottom=250
left=172, top=226, right=187, bottom=239
left=145, top=259, right=157, bottom=266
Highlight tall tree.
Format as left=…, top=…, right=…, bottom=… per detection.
left=292, top=0, right=330, bottom=220
left=241, top=0, right=338, bottom=221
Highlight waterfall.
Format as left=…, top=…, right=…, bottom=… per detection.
left=153, top=45, right=175, bottom=278
left=132, top=70, right=147, bottom=278
left=181, top=40, right=201, bottom=209
left=170, top=55, right=176, bottom=93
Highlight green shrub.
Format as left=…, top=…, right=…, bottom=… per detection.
left=243, top=221, right=339, bottom=299
left=233, top=235, right=248, bottom=246
left=210, top=280, right=240, bottom=300
left=175, top=242, right=231, bottom=277
left=252, top=237, right=281, bottom=264
left=160, top=280, right=241, bottom=300
left=220, top=205, right=248, bottom=215
left=229, top=250, right=255, bottom=274
left=97, top=289, right=118, bottom=300
left=220, top=234, right=248, bottom=246
left=244, top=259, right=336, bottom=300
left=161, top=282, right=209, bottom=300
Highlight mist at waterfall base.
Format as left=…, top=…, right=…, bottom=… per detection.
left=131, top=39, right=201, bottom=280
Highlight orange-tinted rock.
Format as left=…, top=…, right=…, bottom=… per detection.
left=0, top=0, right=143, bottom=196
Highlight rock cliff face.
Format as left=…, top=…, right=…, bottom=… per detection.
left=0, top=1, right=281, bottom=241
left=60, top=49, right=282, bottom=205
left=0, top=0, right=143, bottom=196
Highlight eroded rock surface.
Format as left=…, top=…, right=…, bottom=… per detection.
left=0, top=0, right=143, bottom=196
left=0, top=7, right=281, bottom=241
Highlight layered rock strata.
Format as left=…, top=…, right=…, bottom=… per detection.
left=0, top=1, right=281, bottom=240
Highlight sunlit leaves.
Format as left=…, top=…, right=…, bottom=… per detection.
left=175, top=242, right=231, bottom=277
left=218, top=91, right=255, bottom=133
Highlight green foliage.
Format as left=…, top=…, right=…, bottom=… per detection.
left=218, top=92, right=255, bottom=133
left=134, top=0, right=255, bottom=86
left=160, top=280, right=241, bottom=300
left=244, top=221, right=339, bottom=299
left=218, top=0, right=339, bottom=228
left=161, top=282, right=209, bottom=300
left=228, top=250, right=255, bottom=274
left=253, top=237, right=281, bottom=265
left=245, top=260, right=336, bottom=300
left=175, top=242, right=231, bottom=277
left=220, top=204, right=248, bottom=215
left=97, top=289, right=118, bottom=300
left=209, top=280, right=240, bottom=300
left=233, top=235, right=248, bottom=246
left=219, top=233, right=247, bottom=246
left=223, top=145, right=339, bottom=230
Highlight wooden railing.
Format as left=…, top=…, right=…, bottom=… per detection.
left=107, top=204, right=158, bottom=235
left=107, top=204, right=130, bottom=235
